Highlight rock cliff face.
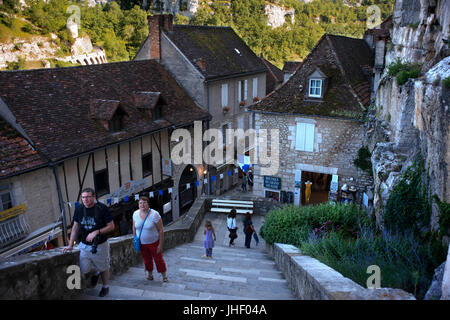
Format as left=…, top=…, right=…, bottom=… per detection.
left=370, top=0, right=449, bottom=229
left=264, top=3, right=295, bottom=28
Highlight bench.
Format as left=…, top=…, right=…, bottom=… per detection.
left=210, top=199, right=253, bottom=214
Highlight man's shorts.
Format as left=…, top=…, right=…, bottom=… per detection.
left=79, top=241, right=110, bottom=274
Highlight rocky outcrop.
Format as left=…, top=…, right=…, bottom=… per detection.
left=0, top=35, right=59, bottom=69
left=264, top=3, right=295, bottom=28
left=369, top=0, right=449, bottom=230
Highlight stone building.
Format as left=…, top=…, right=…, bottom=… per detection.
left=249, top=34, right=374, bottom=206
left=0, top=59, right=210, bottom=258
left=135, top=14, right=268, bottom=195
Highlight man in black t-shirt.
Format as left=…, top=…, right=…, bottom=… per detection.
left=63, top=187, right=115, bottom=297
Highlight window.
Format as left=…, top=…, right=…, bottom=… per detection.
left=252, top=77, right=258, bottom=98
left=295, top=122, right=315, bottom=152
left=309, top=79, right=322, bottom=98
left=142, top=153, right=153, bottom=177
left=238, top=80, right=247, bottom=102
left=94, top=169, right=109, bottom=197
left=109, top=115, right=123, bottom=133
left=0, top=191, right=12, bottom=211
left=221, top=83, right=228, bottom=107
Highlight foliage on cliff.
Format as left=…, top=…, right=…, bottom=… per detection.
left=1, top=0, right=394, bottom=69
left=189, top=0, right=394, bottom=68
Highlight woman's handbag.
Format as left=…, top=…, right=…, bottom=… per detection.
left=133, top=210, right=150, bottom=252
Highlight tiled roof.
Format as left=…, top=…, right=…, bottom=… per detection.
left=250, top=34, right=373, bottom=120
left=282, top=61, right=302, bottom=73
left=164, top=25, right=267, bottom=81
left=0, top=117, right=47, bottom=178
left=89, top=99, right=122, bottom=121
left=260, top=57, right=284, bottom=94
left=0, top=60, right=211, bottom=163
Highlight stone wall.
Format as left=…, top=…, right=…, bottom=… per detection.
left=266, top=242, right=416, bottom=300
left=371, top=0, right=449, bottom=227
left=253, top=113, right=374, bottom=204
left=0, top=197, right=210, bottom=299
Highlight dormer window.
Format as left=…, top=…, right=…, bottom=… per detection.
left=109, top=112, right=124, bottom=132
left=307, top=68, right=326, bottom=99
left=89, top=99, right=128, bottom=133
left=132, top=91, right=164, bottom=121
left=309, top=79, right=322, bottom=97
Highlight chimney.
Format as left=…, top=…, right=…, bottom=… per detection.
left=148, top=15, right=163, bottom=60
left=162, top=14, right=173, bottom=32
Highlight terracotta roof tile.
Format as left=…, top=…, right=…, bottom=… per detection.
left=251, top=34, right=373, bottom=119
left=164, top=25, right=267, bottom=80
left=0, top=60, right=211, bottom=163
left=0, top=117, right=47, bottom=177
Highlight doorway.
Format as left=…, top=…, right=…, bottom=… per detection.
left=178, top=165, right=198, bottom=216
left=301, top=171, right=332, bottom=205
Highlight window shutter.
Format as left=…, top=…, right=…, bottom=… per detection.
left=238, top=81, right=242, bottom=102
left=221, top=83, right=228, bottom=107
left=238, top=116, right=244, bottom=129
left=295, top=123, right=306, bottom=151
left=305, top=123, right=315, bottom=152
left=244, top=80, right=248, bottom=100
left=253, top=77, right=258, bottom=98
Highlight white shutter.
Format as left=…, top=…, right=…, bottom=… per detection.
left=221, top=83, right=228, bottom=107
left=295, top=123, right=306, bottom=151
left=238, top=81, right=242, bottom=102
left=244, top=80, right=248, bottom=100
left=252, top=77, right=258, bottom=98
left=295, top=123, right=314, bottom=152
left=304, top=123, right=315, bottom=152
left=238, top=116, right=244, bottom=129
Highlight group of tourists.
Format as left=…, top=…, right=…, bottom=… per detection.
left=62, top=188, right=259, bottom=298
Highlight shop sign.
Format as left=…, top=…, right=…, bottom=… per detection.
left=106, top=179, right=146, bottom=199
left=264, top=176, right=281, bottom=190
left=162, top=158, right=172, bottom=176
left=0, top=203, right=27, bottom=222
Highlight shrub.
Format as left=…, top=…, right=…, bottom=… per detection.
left=6, top=56, right=26, bottom=70
left=353, top=146, right=372, bottom=174
left=443, top=77, right=450, bottom=89
left=384, top=156, right=431, bottom=235
left=387, top=58, right=422, bottom=85
left=260, top=203, right=369, bottom=246
left=300, top=228, right=445, bottom=299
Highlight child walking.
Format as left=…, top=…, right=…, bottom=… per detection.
left=203, top=220, right=216, bottom=258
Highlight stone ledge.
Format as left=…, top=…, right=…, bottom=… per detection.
left=266, top=242, right=416, bottom=300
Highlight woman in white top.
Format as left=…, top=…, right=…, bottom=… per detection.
left=132, top=196, right=168, bottom=282
left=227, top=209, right=238, bottom=247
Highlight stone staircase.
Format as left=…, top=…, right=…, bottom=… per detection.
left=79, top=212, right=295, bottom=300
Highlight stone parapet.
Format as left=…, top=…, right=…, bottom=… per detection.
left=0, top=197, right=209, bottom=299
left=266, top=242, right=416, bottom=300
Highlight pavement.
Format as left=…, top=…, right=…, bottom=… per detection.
left=80, top=188, right=295, bottom=300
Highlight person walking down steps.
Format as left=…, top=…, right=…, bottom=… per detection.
left=203, top=220, right=216, bottom=258
left=243, top=212, right=256, bottom=249
left=227, top=209, right=238, bottom=247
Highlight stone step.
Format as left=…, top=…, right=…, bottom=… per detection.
left=80, top=212, right=296, bottom=300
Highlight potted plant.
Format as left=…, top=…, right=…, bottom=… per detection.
left=223, top=106, right=230, bottom=113
left=239, top=101, right=246, bottom=107
left=253, top=96, right=259, bottom=102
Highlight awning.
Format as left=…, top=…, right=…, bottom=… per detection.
left=0, top=226, right=62, bottom=259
